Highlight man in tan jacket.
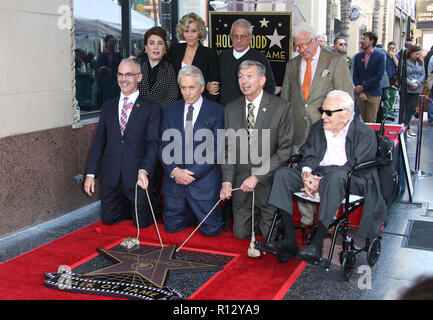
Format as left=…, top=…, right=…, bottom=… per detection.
left=280, top=22, right=354, bottom=228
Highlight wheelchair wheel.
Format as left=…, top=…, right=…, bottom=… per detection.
left=341, top=252, right=356, bottom=281
left=367, top=238, right=381, bottom=267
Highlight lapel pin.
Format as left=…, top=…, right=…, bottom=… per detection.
left=262, top=108, right=267, bottom=112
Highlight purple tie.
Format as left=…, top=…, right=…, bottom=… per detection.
left=120, top=97, right=129, bottom=135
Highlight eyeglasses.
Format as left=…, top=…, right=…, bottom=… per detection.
left=294, top=38, right=314, bottom=51
left=116, top=72, right=140, bottom=79
left=231, top=34, right=250, bottom=40
left=319, top=107, right=346, bottom=116
left=338, top=43, right=347, bottom=46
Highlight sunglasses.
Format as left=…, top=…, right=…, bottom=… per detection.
left=319, top=107, right=346, bottom=116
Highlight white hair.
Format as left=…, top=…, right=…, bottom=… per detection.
left=325, top=90, right=354, bottom=120
left=292, top=22, right=318, bottom=39
left=178, top=65, right=205, bottom=86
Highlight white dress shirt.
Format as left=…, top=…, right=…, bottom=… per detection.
left=233, top=46, right=250, bottom=60
left=183, top=95, right=203, bottom=127
left=244, top=89, right=263, bottom=122
left=119, top=90, right=139, bottom=125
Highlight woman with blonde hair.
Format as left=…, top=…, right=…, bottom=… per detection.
left=168, top=12, right=220, bottom=101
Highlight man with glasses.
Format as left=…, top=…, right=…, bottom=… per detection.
left=262, top=90, right=387, bottom=264
left=280, top=22, right=354, bottom=232
left=333, top=36, right=352, bottom=69
left=217, top=18, right=276, bottom=105
left=84, top=58, right=161, bottom=228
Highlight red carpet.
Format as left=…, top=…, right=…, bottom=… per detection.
left=0, top=219, right=307, bottom=300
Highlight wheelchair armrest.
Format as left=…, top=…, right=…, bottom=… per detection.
left=352, top=160, right=381, bottom=172
left=288, top=154, right=303, bottom=166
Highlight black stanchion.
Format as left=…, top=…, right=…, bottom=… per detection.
left=411, top=95, right=432, bottom=177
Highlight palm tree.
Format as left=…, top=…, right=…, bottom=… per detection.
left=340, top=0, right=352, bottom=42
left=372, top=0, right=382, bottom=36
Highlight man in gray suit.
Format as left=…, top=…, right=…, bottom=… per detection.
left=220, top=60, right=294, bottom=240
left=280, top=23, right=354, bottom=229
left=265, top=90, right=387, bottom=263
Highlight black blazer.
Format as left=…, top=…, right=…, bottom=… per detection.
left=168, top=42, right=220, bottom=101
left=86, top=95, right=161, bottom=188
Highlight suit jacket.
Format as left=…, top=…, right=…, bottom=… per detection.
left=352, top=49, right=386, bottom=96
left=281, top=48, right=354, bottom=146
left=86, top=95, right=161, bottom=188
left=299, top=119, right=387, bottom=238
left=222, top=91, right=294, bottom=194
left=159, top=97, right=224, bottom=201
left=135, top=55, right=178, bottom=108
left=168, top=42, right=220, bottom=101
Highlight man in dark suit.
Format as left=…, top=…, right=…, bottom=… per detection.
left=265, top=90, right=387, bottom=263
left=84, top=58, right=161, bottom=227
left=220, top=60, right=294, bottom=240
left=352, top=32, right=386, bottom=123
left=159, top=65, right=224, bottom=236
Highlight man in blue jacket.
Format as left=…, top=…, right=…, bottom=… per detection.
left=159, top=65, right=224, bottom=236
left=352, top=32, right=386, bottom=123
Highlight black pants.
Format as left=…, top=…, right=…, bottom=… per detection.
left=100, top=182, right=152, bottom=228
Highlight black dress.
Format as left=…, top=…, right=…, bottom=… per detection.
left=168, top=42, right=220, bottom=101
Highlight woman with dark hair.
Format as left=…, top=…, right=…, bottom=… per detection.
left=135, top=26, right=178, bottom=109
left=168, top=12, right=220, bottom=101
left=404, top=45, right=425, bottom=137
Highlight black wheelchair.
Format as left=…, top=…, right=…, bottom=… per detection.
left=255, top=154, right=384, bottom=281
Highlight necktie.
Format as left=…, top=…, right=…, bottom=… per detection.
left=302, top=58, right=312, bottom=102
left=185, top=105, right=194, bottom=164
left=120, top=97, right=129, bottom=135
left=247, top=103, right=255, bottom=139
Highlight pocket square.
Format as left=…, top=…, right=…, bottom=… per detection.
left=321, top=69, right=330, bottom=77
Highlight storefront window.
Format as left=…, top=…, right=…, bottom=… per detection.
left=73, top=0, right=155, bottom=120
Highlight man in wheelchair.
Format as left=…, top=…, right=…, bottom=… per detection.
left=263, top=90, right=387, bottom=264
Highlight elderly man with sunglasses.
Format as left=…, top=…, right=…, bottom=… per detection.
left=262, top=90, right=387, bottom=264
left=279, top=23, right=354, bottom=234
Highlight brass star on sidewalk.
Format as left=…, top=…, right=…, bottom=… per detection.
left=84, top=245, right=221, bottom=288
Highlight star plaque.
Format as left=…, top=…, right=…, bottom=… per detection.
left=84, top=245, right=222, bottom=288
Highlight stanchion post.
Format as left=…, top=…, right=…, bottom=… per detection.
left=411, top=95, right=432, bottom=177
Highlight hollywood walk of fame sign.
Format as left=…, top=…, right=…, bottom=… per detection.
left=44, top=245, right=223, bottom=300
left=209, top=12, right=292, bottom=86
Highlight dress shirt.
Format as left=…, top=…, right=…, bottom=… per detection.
left=244, top=89, right=263, bottom=122
left=183, top=95, right=203, bottom=128
left=302, top=120, right=351, bottom=173
left=233, top=46, right=250, bottom=60
left=300, top=46, right=321, bottom=87
left=119, top=90, right=139, bottom=125
left=363, top=48, right=374, bottom=69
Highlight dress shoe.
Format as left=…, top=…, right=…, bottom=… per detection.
left=255, top=240, right=298, bottom=258
left=297, top=245, right=323, bottom=265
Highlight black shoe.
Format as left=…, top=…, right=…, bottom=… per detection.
left=298, top=245, right=323, bottom=265
left=255, top=240, right=298, bottom=258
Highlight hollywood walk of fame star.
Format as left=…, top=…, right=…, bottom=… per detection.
left=84, top=245, right=221, bottom=288
left=266, top=28, right=286, bottom=49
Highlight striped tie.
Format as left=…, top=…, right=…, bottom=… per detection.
left=185, top=105, right=194, bottom=164
left=247, top=103, right=255, bottom=139
left=120, top=97, right=129, bottom=135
